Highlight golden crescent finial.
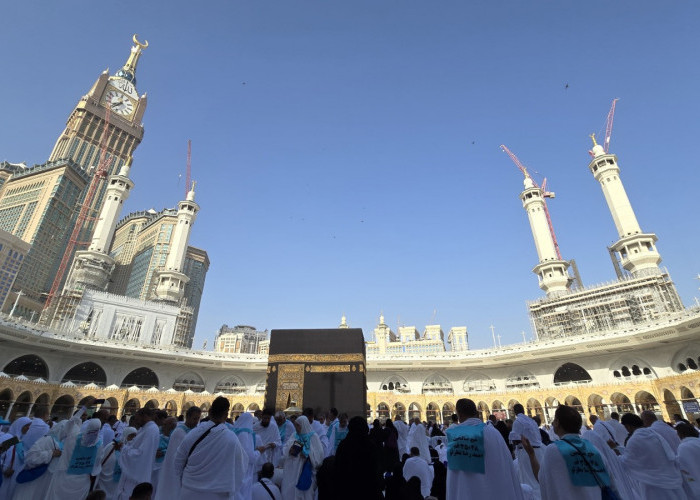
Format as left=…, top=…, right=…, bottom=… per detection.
left=590, top=133, right=598, bottom=147
left=132, top=34, right=149, bottom=49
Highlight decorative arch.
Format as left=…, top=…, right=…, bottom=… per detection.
left=426, top=402, right=440, bottom=423
left=0, top=389, right=12, bottom=418
left=231, top=403, right=245, bottom=419
left=422, top=374, right=453, bottom=395
left=13, top=391, right=33, bottom=419
left=553, top=363, right=592, bottom=385
left=505, top=371, right=539, bottom=390
left=610, top=356, right=656, bottom=379
left=144, top=399, right=159, bottom=409
left=377, top=402, right=390, bottom=421
left=477, top=401, right=490, bottom=420
left=680, top=386, right=696, bottom=402
left=564, top=395, right=583, bottom=412
left=61, top=362, right=107, bottom=386
left=587, top=393, right=606, bottom=415
left=392, top=402, right=406, bottom=420
left=4, top=354, right=49, bottom=380
left=51, top=395, right=75, bottom=420
left=173, top=372, right=205, bottom=392
left=442, top=402, right=455, bottom=424
left=121, top=367, right=159, bottom=389
left=671, top=345, right=700, bottom=373
left=408, top=402, right=421, bottom=421
left=491, top=400, right=506, bottom=419
left=105, top=397, right=120, bottom=415
left=182, top=401, right=196, bottom=413
left=214, top=375, right=246, bottom=394
left=33, top=393, right=51, bottom=415
left=379, top=375, right=410, bottom=393
left=201, top=402, right=211, bottom=418
left=635, top=391, right=659, bottom=412
left=463, top=373, right=496, bottom=393
left=123, top=398, right=141, bottom=416
left=663, top=390, right=682, bottom=419
left=610, top=392, right=633, bottom=413
left=526, top=398, right=544, bottom=420
left=247, top=403, right=260, bottom=413
left=164, top=400, right=178, bottom=416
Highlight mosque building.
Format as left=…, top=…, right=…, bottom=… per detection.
left=0, top=36, right=697, bottom=427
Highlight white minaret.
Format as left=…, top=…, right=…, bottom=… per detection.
left=520, top=175, right=571, bottom=295
left=153, top=183, right=199, bottom=303
left=588, top=135, right=661, bottom=276
left=66, top=161, right=134, bottom=291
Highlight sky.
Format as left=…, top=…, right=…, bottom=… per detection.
left=0, top=1, right=699, bottom=350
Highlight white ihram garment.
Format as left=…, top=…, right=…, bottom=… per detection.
left=446, top=418, right=524, bottom=500
left=173, top=420, right=248, bottom=499
left=116, top=420, right=160, bottom=500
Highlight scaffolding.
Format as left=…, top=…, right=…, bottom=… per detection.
left=528, top=268, right=684, bottom=340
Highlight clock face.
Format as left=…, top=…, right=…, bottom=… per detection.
left=104, top=89, right=135, bottom=116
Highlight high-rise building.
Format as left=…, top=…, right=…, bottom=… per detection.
left=106, top=203, right=208, bottom=348
left=214, top=325, right=269, bottom=354
left=0, top=36, right=149, bottom=312
left=365, top=314, right=464, bottom=355
left=49, top=35, right=147, bottom=175
left=0, top=160, right=89, bottom=316
left=0, top=230, right=31, bottom=311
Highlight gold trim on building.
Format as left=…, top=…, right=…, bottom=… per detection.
left=267, top=353, right=365, bottom=363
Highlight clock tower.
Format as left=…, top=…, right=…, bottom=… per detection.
left=49, top=34, right=148, bottom=174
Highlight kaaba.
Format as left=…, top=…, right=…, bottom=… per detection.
left=264, top=328, right=367, bottom=418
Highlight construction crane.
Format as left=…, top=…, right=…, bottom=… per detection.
left=45, top=108, right=114, bottom=309
left=589, top=98, right=620, bottom=157
left=603, top=98, right=619, bottom=153
left=500, top=144, right=563, bottom=260
left=185, top=139, right=191, bottom=198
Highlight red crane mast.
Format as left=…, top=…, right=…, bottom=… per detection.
left=45, top=108, right=114, bottom=309
left=603, top=98, right=620, bottom=153
left=185, top=139, right=191, bottom=198
left=500, top=144, right=563, bottom=260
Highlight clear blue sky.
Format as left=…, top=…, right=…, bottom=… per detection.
left=1, top=2, right=698, bottom=349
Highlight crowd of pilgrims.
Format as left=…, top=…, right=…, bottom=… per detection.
left=0, top=395, right=698, bottom=499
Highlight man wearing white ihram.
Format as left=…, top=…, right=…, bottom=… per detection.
left=446, top=398, right=524, bottom=500
left=116, top=407, right=160, bottom=500
left=173, top=396, right=248, bottom=500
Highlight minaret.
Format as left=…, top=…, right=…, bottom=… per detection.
left=66, top=160, right=134, bottom=291
left=588, top=135, right=661, bottom=276
left=520, top=175, right=571, bottom=295
left=152, top=183, right=200, bottom=302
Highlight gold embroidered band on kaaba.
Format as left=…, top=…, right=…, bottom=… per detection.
left=267, top=353, right=365, bottom=363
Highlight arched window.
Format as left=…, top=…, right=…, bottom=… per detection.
left=422, top=374, right=453, bottom=395
left=463, top=374, right=496, bottom=392
left=121, top=367, right=159, bottom=388
left=553, top=363, right=592, bottom=385
left=4, top=355, right=49, bottom=380
left=173, top=372, right=205, bottom=392
left=505, top=372, right=539, bottom=390
left=379, top=375, right=410, bottom=393
left=215, top=375, right=247, bottom=394
left=62, top=362, right=107, bottom=386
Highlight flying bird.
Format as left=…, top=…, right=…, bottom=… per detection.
left=565, top=83, right=569, bottom=89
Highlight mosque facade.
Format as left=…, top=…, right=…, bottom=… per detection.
left=0, top=36, right=698, bottom=427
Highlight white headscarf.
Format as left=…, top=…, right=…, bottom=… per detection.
left=81, top=418, right=102, bottom=447
left=121, top=426, right=137, bottom=442
left=23, top=418, right=50, bottom=451
left=9, top=416, right=32, bottom=438
left=295, top=416, right=313, bottom=435
left=233, top=412, right=254, bottom=431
